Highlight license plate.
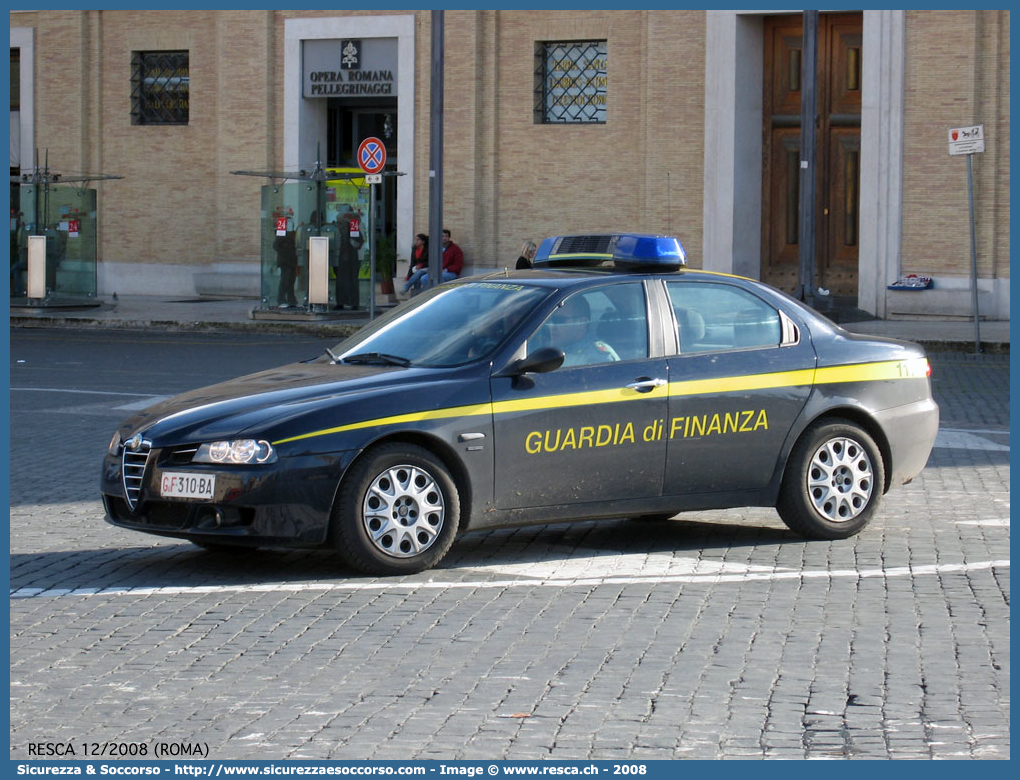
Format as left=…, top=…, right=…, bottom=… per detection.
left=160, top=472, right=215, bottom=500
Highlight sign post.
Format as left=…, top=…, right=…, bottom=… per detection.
left=357, top=137, right=387, bottom=320
left=948, top=124, right=984, bottom=353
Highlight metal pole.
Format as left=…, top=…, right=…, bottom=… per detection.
left=32, top=159, right=42, bottom=236
left=967, top=154, right=981, bottom=353
left=797, top=10, right=819, bottom=308
left=427, top=10, right=444, bottom=289
left=42, top=149, right=50, bottom=233
left=369, top=181, right=377, bottom=320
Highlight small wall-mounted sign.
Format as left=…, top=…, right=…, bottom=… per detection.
left=948, top=124, right=985, bottom=156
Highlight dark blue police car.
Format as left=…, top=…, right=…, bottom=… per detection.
left=102, top=233, right=939, bottom=575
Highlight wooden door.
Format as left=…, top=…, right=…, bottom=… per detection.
left=762, top=13, right=863, bottom=298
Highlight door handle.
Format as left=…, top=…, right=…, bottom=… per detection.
left=626, top=378, right=667, bottom=393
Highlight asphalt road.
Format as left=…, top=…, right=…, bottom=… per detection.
left=8, top=330, right=1011, bottom=760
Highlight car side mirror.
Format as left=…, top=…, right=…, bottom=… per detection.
left=506, top=346, right=565, bottom=376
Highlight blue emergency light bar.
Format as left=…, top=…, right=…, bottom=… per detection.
left=533, top=233, right=687, bottom=271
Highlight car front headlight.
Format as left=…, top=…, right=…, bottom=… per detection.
left=193, top=439, right=277, bottom=465
left=108, top=431, right=122, bottom=455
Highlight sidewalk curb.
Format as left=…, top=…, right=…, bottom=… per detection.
left=918, top=340, right=1009, bottom=354
left=9, top=316, right=363, bottom=338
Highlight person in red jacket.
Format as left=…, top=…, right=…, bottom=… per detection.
left=419, top=229, right=464, bottom=289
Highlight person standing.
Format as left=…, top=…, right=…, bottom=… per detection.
left=11, top=211, right=27, bottom=296
left=273, top=228, right=298, bottom=307
left=335, top=207, right=364, bottom=309
left=515, top=240, right=537, bottom=269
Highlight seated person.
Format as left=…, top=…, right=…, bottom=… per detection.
left=402, top=233, right=429, bottom=294
left=536, top=294, right=620, bottom=367
left=417, top=229, right=464, bottom=290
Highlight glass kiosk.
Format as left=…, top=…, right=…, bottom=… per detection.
left=258, top=169, right=371, bottom=312
left=12, top=183, right=99, bottom=306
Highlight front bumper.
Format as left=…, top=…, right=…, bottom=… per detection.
left=100, top=449, right=356, bottom=547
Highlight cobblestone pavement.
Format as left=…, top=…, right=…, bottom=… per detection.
left=8, top=333, right=1010, bottom=760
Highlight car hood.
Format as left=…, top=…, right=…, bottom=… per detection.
left=117, top=360, right=420, bottom=445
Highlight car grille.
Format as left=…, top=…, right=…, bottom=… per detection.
left=144, top=503, right=191, bottom=530
left=104, top=495, right=192, bottom=531
left=122, top=438, right=152, bottom=511
left=166, top=445, right=199, bottom=465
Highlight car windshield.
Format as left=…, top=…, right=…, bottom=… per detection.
left=332, top=281, right=553, bottom=367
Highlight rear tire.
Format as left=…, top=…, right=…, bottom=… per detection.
left=777, top=419, right=885, bottom=540
left=332, top=443, right=460, bottom=575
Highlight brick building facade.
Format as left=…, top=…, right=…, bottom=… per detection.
left=9, top=9, right=1010, bottom=319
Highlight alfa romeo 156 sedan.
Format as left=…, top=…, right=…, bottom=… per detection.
left=102, top=233, right=939, bottom=575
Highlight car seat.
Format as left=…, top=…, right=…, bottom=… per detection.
left=675, top=307, right=705, bottom=350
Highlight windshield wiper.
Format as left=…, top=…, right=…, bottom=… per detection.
left=342, top=352, right=412, bottom=367
left=324, top=347, right=342, bottom=364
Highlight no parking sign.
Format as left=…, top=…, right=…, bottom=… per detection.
left=357, top=137, right=386, bottom=175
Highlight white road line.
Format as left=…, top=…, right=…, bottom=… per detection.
left=935, top=429, right=1010, bottom=451
left=114, top=396, right=171, bottom=410
left=9, top=386, right=169, bottom=410
left=9, top=559, right=1009, bottom=600
left=939, top=426, right=1010, bottom=435
left=9, top=387, right=159, bottom=398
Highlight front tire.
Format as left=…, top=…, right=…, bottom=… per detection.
left=777, top=419, right=885, bottom=540
left=190, top=539, right=239, bottom=552
left=332, top=443, right=460, bottom=575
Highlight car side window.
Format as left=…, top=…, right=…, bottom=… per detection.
left=529, top=283, right=649, bottom=367
left=667, top=281, right=781, bottom=353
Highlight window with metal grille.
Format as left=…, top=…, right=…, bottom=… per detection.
left=10, top=48, right=20, bottom=111
left=534, top=40, right=607, bottom=124
left=131, top=51, right=189, bottom=125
